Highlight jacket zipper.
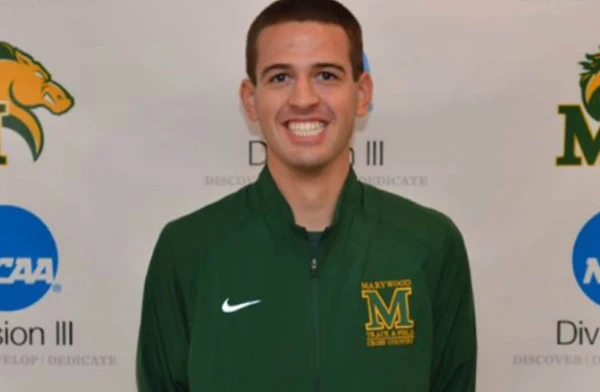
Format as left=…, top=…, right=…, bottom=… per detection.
left=310, top=258, right=321, bottom=392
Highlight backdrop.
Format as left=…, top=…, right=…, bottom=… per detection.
left=1, top=0, right=599, bottom=390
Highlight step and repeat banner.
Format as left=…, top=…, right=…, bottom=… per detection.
left=1, top=0, right=599, bottom=390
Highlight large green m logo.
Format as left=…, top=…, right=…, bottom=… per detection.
left=556, top=105, right=600, bottom=166
left=362, top=288, right=414, bottom=331
left=558, top=48, right=600, bottom=166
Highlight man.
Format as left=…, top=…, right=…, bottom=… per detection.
left=136, top=0, right=477, bottom=391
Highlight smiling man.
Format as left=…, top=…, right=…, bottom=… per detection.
left=136, top=1, right=477, bottom=391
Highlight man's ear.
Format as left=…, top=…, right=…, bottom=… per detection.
left=356, top=72, right=373, bottom=117
left=240, top=79, right=259, bottom=121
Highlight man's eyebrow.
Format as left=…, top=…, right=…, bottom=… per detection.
left=260, top=63, right=292, bottom=80
left=259, top=63, right=348, bottom=80
left=313, top=63, right=347, bottom=74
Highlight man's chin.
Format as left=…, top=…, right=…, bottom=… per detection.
left=267, top=146, right=350, bottom=175
left=284, top=156, right=338, bottom=175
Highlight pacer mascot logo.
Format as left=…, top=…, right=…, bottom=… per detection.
left=0, top=42, right=74, bottom=166
left=557, top=47, right=600, bottom=166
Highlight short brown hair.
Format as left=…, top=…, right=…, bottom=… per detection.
left=245, top=0, right=364, bottom=84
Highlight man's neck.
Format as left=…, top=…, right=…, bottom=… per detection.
left=267, top=151, right=350, bottom=232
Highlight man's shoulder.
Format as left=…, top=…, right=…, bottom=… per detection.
left=361, top=183, right=462, bottom=249
left=162, top=185, right=252, bottom=241
left=362, top=183, right=454, bottom=228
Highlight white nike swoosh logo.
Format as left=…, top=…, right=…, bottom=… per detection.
left=221, top=298, right=261, bottom=313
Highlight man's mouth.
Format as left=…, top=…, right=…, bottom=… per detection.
left=285, top=121, right=328, bottom=138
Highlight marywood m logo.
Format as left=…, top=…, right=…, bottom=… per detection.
left=557, top=47, right=600, bottom=166
left=361, top=279, right=415, bottom=347
left=0, top=41, right=74, bottom=166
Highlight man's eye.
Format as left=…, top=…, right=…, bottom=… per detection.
left=318, top=72, right=338, bottom=81
left=270, top=74, right=289, bottom=83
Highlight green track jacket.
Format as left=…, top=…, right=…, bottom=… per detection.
left=136, top=166, right=477, bottom=392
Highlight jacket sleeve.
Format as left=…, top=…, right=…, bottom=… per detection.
left=430, top=219, right=477, bottom=392
left=136, top=224, right=190, bottom=392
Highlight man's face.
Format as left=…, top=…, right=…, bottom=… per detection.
left=241, top=22, right=372, bottom=172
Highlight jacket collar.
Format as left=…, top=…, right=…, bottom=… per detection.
left=249, top=164, right=362, bottom=234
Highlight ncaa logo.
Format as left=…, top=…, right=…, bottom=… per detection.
left=573, top=213, right=600, bottom=305
left=0, top=206, right=59, bottom=311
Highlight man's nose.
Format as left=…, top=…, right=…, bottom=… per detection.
left=288, top=77, right=320, bottom=109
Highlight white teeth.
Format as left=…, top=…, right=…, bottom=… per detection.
left=287, top=121, right=326, bottom=137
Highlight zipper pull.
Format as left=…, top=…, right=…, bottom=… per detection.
left=311, top=258, right=318, bottom=278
